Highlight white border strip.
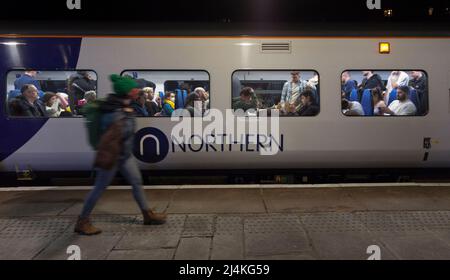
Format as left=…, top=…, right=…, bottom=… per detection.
left=1, top=182, right=450, bottom=191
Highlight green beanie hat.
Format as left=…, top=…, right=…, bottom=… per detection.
left=109, top=74, right=138, bottom=96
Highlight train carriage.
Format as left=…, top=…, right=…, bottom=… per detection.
left=1, top=28, right=450, bottom=185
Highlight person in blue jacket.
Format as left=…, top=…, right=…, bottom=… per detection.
left=341, top=71, right=357, bottom=100
left=14, top=70, right=41, bottom=91
left=14, top=70, right=44, bottom=99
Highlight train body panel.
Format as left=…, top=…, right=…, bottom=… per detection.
left=1, top=37, right=450, bottom=172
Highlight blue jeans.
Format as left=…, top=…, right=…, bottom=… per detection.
left=80, top=156, right=149, bottom=218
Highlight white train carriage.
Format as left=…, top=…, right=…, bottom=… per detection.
left=0, top=35, right=449, bottom=184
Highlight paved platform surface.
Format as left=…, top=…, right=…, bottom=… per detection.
left=0, top=185, right=450, bottom=260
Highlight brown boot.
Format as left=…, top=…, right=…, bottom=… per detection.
left=74, top=216, right=102, bottom=235
left=142, top=209, right=167, bottom=225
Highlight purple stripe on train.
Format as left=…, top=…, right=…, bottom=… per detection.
left=0, top=38, right=82, bottom=162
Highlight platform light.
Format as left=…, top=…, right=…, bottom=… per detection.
left=1, top=42, right=26, bottom=46
left=379, top=42, right=390, bottom=54
left=235, top=42, right=256, bottom=46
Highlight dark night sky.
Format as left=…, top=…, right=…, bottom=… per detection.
left=1, top=0, right=449, bottom=22
left=0, top=0, right=449, bottom=35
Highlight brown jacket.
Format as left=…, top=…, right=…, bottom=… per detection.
left=94, top=119, right=124, bottom=170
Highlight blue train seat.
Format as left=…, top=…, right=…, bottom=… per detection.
left=361, top=89, right=373, bottom=116
left=175, top=89, right=183, bottom=109
left=7, top=89, right=21, bottom=100
left=311, top=88, right=319, bottom=105
left=159, top=91, right=164, bottom=100
left=409, top=88, right=420, bottom=113
left=182, top=90, right=188, bottom=107
left=349, top=88, right=358, bottom=102
left=388, top=89, right=397, bottom=105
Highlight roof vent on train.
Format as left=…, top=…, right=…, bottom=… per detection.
left=260, top=42, right=291, bottom=53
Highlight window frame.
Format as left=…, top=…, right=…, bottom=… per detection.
left=120, top=69, right=211, bottom=118
left=340, top=69, right=429, bottom=118
left=4, top=68, right=98, bottom=119
left=231, top=69, right=321, bottom=118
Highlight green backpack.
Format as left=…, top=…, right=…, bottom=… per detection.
left=81, top=100, right=105, bottom=150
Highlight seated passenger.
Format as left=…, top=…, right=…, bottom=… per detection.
left=232, top=87, right=258, bottom=112
left=372, top=88, right=387, bottom=116
left=342, top=98, right=364, bottom=116
left=142, top=87, right=159, bottom=116
left=9, top=84, right=47, bottom=117
left=296, top=90, right=319, bottom=116
left=341, top=71, right=356, bottom=99
left=184, top=92, right=202, bottom=117
left=43, top=92, right=64, bottom=117
left=385, top=71, right=409, bottom=104
left=194, top=87, right=208, bottom=111
left=131, top=90, right=149, bottom=117
left=160, top=92, right=176, bottom=116
left=380, top=86, right=417, bottom=116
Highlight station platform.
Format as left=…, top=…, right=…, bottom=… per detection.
left=0, top=183, right=450, bottom=260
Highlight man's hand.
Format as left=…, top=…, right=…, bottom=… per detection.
left=379, top=106, right=394, bottom=115
left=288, top=104, right=296, bottom=113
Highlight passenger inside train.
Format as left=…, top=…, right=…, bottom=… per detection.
left=8, top=84, right=47, bottom=117
left=13, top=69, right=43, bottom=96
left=340, top=70, right=428, bottom=116
left=184, top=91, right=204, bottom=117
left=68, top=71, right=97, bottom=115
left=231, top=70, right=320, bottom=116
left=6, top=70, right=213, bottom=118
left=122, top=70, right=210, bottom=117
left=6, top=70, right=98, bottom=117
left=42, top=92, right=69, bottom=117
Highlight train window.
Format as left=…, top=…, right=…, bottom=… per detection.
left=6, top=70, right=97, bottom=118
left=121, top=70, right=210, bottom=117
left=341, top=70, right=429, bottom=117
left=231, top=70, right=320, bottom=116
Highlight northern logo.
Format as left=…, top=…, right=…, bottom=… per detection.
left=133, top=127, right=169, bottom=163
